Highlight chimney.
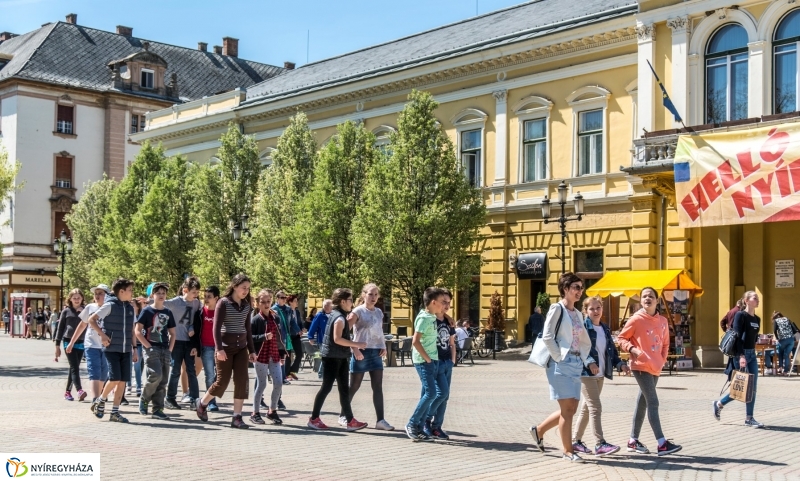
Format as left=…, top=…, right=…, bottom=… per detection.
left=222, top=37, right=238, bottom=57
left=213, top=45, right=222, bottom=55
left=0, top=32, right=17, bottom=42
left=198, top=42, right=207, bottom=52
left=283, top=61, right=296, bottom=70
left=65, top=13, right=77, bottom=24
left=116, top=25, right=133, bottom=37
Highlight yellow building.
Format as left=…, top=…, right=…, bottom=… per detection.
left=134, top=0, right=800, bottom=367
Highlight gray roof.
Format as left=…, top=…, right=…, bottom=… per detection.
left=0, top=22, right=283, bottom=101
left=244, top=0, right=637, bottom=104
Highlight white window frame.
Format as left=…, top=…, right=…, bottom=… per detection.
left=514, top=96, right=553, bottom=183
left=259, top=147, right=276, bottom=169
left=372, top=125, right=395, bottom=152
left=567, top=86, right=610, bottom=178
left=140, top=68, right=154, bottom=89
left=452, top=108, right=488, bottom=188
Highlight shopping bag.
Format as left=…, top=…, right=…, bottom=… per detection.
left=528, top=306, right=563, bottom=367
left=729, top=369, right=754, bottom=403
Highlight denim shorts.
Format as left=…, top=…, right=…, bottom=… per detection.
left=350, top=348, right=384, bottom=373
left=85, top=348, right=108, bottom=382
left=545, top=353, right=583, bottom=400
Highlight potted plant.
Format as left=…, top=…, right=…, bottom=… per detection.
left=536, top=292, right=551, bottom=313
left=485, top=291, right=506, bottom=351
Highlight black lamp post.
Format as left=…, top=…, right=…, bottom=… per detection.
left=541, top=181, right=584, bottom=275
left=228, top=214, right=250, bottom=241
left=53, top=229, right=73, bottom=309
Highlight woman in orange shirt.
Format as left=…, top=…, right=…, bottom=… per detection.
left=617, top=287, right=682, bottom=457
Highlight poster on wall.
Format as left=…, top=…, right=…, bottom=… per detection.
left=672, top=290, right=689, bottom=314
left=775, top=259, right=794, bottom=288
left=674, top=123, right=800, bottom=227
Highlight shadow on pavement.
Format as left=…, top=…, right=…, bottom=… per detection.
left=136, top=421, right=221, bottom=431
left=596, top=454, right=786, bottom=472
left=764, top=425, right=800, bottom=433
left=0, top=365, right=68, bottom=378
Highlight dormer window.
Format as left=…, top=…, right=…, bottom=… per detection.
left=140, top=69, right=154, bottom=89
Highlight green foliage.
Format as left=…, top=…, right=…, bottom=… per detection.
left=0, top=143, right=22, bottom=224
left=191, top=123, right=260, bottom=285
left=536, top=291, right=551, bottom=313
left=64, top=176, right=117, bottom=291
left=245, top=113, right=316, bottom=293
left=352, top=90, right=486, bottom=310
left=296, top=120, right=377, bottom=297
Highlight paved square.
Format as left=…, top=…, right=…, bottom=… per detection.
left=1, top=335, right=798, bottom=481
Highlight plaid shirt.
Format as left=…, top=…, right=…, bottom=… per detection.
left=256, top=310, right=281, bottom=364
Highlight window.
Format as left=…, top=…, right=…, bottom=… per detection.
left=706, top=24, right=749, bottom=123
left=55, top=156, right=72, bottom=188
left=523, top=119, right=547, bottom=182
left=461, top=129, right=482, bottom=187
left=578, top=110, right=603, bottom=176
left=140, top=69, right=154, bottom=89
left=54, top=212, right=70, bottom=239
left=56, top=105, right=74, bottom=135
left=130, top=114, right=144, bottom=134
left=774, top=10, right=800, bottom=114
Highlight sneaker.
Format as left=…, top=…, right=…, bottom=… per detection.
left=338, top=416, right=348, bottom=427
left=126, top=386, right=132, bottom=394
left=151, top=409, right=169, bottom=420
left=431, top=428, right=450, bottom=440
left=712, top=400, right=722, bottom=421
left=657, top=440, right=682, bottom=456
left=422, top=420, right=433, bottom=437
left=250, top=413, right=265, bottom=425
left=260, top=399, right=268, bottom=409
left=288, top=372, right=299, bottom=380
left=572, top=440, right=591, bottom=454
left=196, top=402, right=208, bottom=422
left=77, top=390, right=87, bottom=402
left=109, top=412, right=129, bottom=423
left=136, top=388, right=141, bottom=397
left=375, top=419, right=395, bottom=431
left=563, top=453, right=584, bottom=463
left=181, top=394, right=193, bottom=403
left=90, top=399, right=98, bottom=414
left=346, top=418, right=368, bottom=432
left=165, top=399, right=181, bottom=410
left=405, top=424, right=422, bottom=441
left=189, top=399, right=197, bottom=410
left=277, top=400, right=286, bottom=410
left=138, top=398, right=149, bottom=416
left=418, top=432, right=435, bottom=442
left=530, top=426, right=545, bottom=453
left=307, top=417, right=329, bottom=430
left=230, top=415, right=249, bottom=429
left=745, top=418, right=764, bottom=428
left=765, top=369, right=773, bottom=375
left=283, top=378, right=292, bottom=385
left=94, top=399, right=106, bottom=419
left=64, top=391, right=74, bottom=401
left=120, top=397, right=129, bottom=406
left=266, top=410, right=283, bottom=425
left=594, top=442, right=620, bottom=457
left=208, top=402, right=220, bottom=412
left=627, top=439, right=649, bottom=454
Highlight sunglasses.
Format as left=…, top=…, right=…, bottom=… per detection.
left=277, top=296, right=287, bottom=300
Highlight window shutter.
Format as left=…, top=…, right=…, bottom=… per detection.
left=54, top=212, right=70, bottom=238
left=57, top=105, right=73, bottom=122
left=56, top=157, right=72, bottom=180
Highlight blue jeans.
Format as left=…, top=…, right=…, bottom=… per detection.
left=720, top=349, right=758, bottom=417
left=426, top=359, right=452, bottom=430
left=127, top=345, right=143, bottom=390
left=200, top=346, right=217, bottom=405
left=777, top=337, right=796, bottom=372
left=167, top=341, right=199, bottom=401
left=408, top=360, right=439, bottom=430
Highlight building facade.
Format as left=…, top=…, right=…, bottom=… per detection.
left=134, top=0, right=800, bottom=367
left=0, top=14, right=283, bottom=313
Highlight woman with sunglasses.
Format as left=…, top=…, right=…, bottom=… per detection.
left=531, top=272, right=597, bottom=463
left=618, top=287, right=682, bottom=456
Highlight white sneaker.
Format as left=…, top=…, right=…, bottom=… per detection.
left=375, top=419, right=395, bottom=431
left=744, top=418, right=764, bottom=428
left=563, top=453, right=584, bottom=463
left=180, top=394, right=192, bottom=404
left=338, top=416, right=348, bottom=427
left=126, top=386, right=132, bottom=394
left=765, top=369, right=773, bottom=375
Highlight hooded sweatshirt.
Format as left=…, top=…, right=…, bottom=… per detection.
left=617, top=308, right=669, bottom=377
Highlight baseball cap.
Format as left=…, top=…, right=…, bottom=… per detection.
left=149, top=282, right=169, bottom=296
left=90, top=284, right=111, bottom=295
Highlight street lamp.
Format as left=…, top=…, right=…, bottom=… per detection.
left=541, top=181, right=584, bottom=275
left=53, top=229, right=73, bottom=309
left=229, top=214, right=250, bottom=242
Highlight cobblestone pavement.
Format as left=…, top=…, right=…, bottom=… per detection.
left=1, top=334, right=799, bottom=481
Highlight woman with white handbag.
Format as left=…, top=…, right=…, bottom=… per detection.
left=529, top=272, right=597, bottom=463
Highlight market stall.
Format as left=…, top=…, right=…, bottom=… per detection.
left=586, top=270, right=704, bottom=372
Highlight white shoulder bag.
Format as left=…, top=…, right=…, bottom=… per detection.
left=528, top=304, right=564, bottom=368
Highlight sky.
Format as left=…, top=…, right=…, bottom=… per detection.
left=0, top=0, right=528, bottom=67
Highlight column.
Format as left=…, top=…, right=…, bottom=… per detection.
left=748, top=40, right=767, bottom=118
left=630, top=193, right=658, bottom=271
left=493, top=89, right=508, bottom=185
left=742, top=223, right=765, bottom=321
left=636, top=23, right=656, bottom=134
left=667, top=16, right=690, bottom=126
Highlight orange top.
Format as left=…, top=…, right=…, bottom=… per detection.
left=617, top=309, right=669, bottom=377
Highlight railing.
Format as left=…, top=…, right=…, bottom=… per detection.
left=630, top=134, right=679, bottom=173
left=56, top=120, right=73, bottom=135
left=54, top=180, right=71, bottom=188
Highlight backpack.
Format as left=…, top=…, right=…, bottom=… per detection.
left=719, top=329, right=739, bottom=357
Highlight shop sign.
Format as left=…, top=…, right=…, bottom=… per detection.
left=675, top=123, right=800, bottom=227
left=775, top=260, right=794, bottom=289
left=11, top=274, right=62, bottom=287
left=516, top=252, right=547, bottom=280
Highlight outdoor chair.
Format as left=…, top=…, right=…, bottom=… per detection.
left=457, top=337, right=474, bottom=365
left=302, top=339, right=318, bottom=370
left=395, top=326, right=408, bottom=338
left=391, top=337, right=413, bottom=366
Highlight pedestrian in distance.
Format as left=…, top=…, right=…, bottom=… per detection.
left=197, top=286, right=221, bottom=412
left=528, top=305, right=545, bottom=344
left=618, top=287, right=682, bottom=455
left=162, top=276, right=202, bottom=410
left=67, top=284, right=111, bottom=411
left=2, top=308, right=9, bottom=334
left=195, top=273, right=257, bottom=429
left=286, top=294, right=304, bottom=381
left=54, top=289, right=88, bottom=402
left=771, top=311, right=798, bottom=376
left=23, top=307, right=32, bottom=339
left=250, top=289, right=284, bottom=426
left=530, top=272, right=597, bottom=463
left=135, top=282, right=176, bottom=420
left=571, top=295, right=629, bottom=458
left=307, top=299, right=332, bottom=379
left=307, top=288, right=368, bottom=431
left=423, top=288, right=456, bottom=440
left=46, top=305, right=58, bottom=340
left=272, top=291, right=295, bottom=385
left=35, top=307, right=47, bottom=339
left=720, top=298, right=744, bottom=333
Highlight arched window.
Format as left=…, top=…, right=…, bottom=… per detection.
left=774, top=10, right=800, bottom=114
left=706, top=24, right=749, bottom=123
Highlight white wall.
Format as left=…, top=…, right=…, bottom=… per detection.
left=0, top=94, right=19, bottom=246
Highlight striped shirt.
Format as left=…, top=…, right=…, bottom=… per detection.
left=213, top=297, right=255, bottom=352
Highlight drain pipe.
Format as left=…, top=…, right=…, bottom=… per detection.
left=654, top=190, right=666, bottom=270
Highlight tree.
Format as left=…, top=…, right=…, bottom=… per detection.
left=0, top=144, right=22, bottom=222
left=296, top=120, right=377, bottom=297
left=352, top=90, right=486, bottom=310
left=64, top=176, right=117, bottom=290
left=488, top=291, right=506, bottom=331
left=191, top=123, right=260, bottom=285
left=245, top=112, right=317, bottom=293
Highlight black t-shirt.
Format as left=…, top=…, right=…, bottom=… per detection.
left=137, top=306, right=176, bottom=348
left=733, top=310, right=760, bottom=350
left=435, top=318, right=456, bottom=360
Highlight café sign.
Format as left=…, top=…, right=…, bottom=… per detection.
left=516, top=252, right=547, bottom=281
left=11, top=274, right=62, bottom=287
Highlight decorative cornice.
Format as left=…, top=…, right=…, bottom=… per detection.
left=666, top=16, right=690, bottom=34
left=636, top=23, right=655, bottom=42
left=641, top=173, right=676, bottom=206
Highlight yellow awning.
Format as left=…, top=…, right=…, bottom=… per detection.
left=585, top=270, right=703, bottom=298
